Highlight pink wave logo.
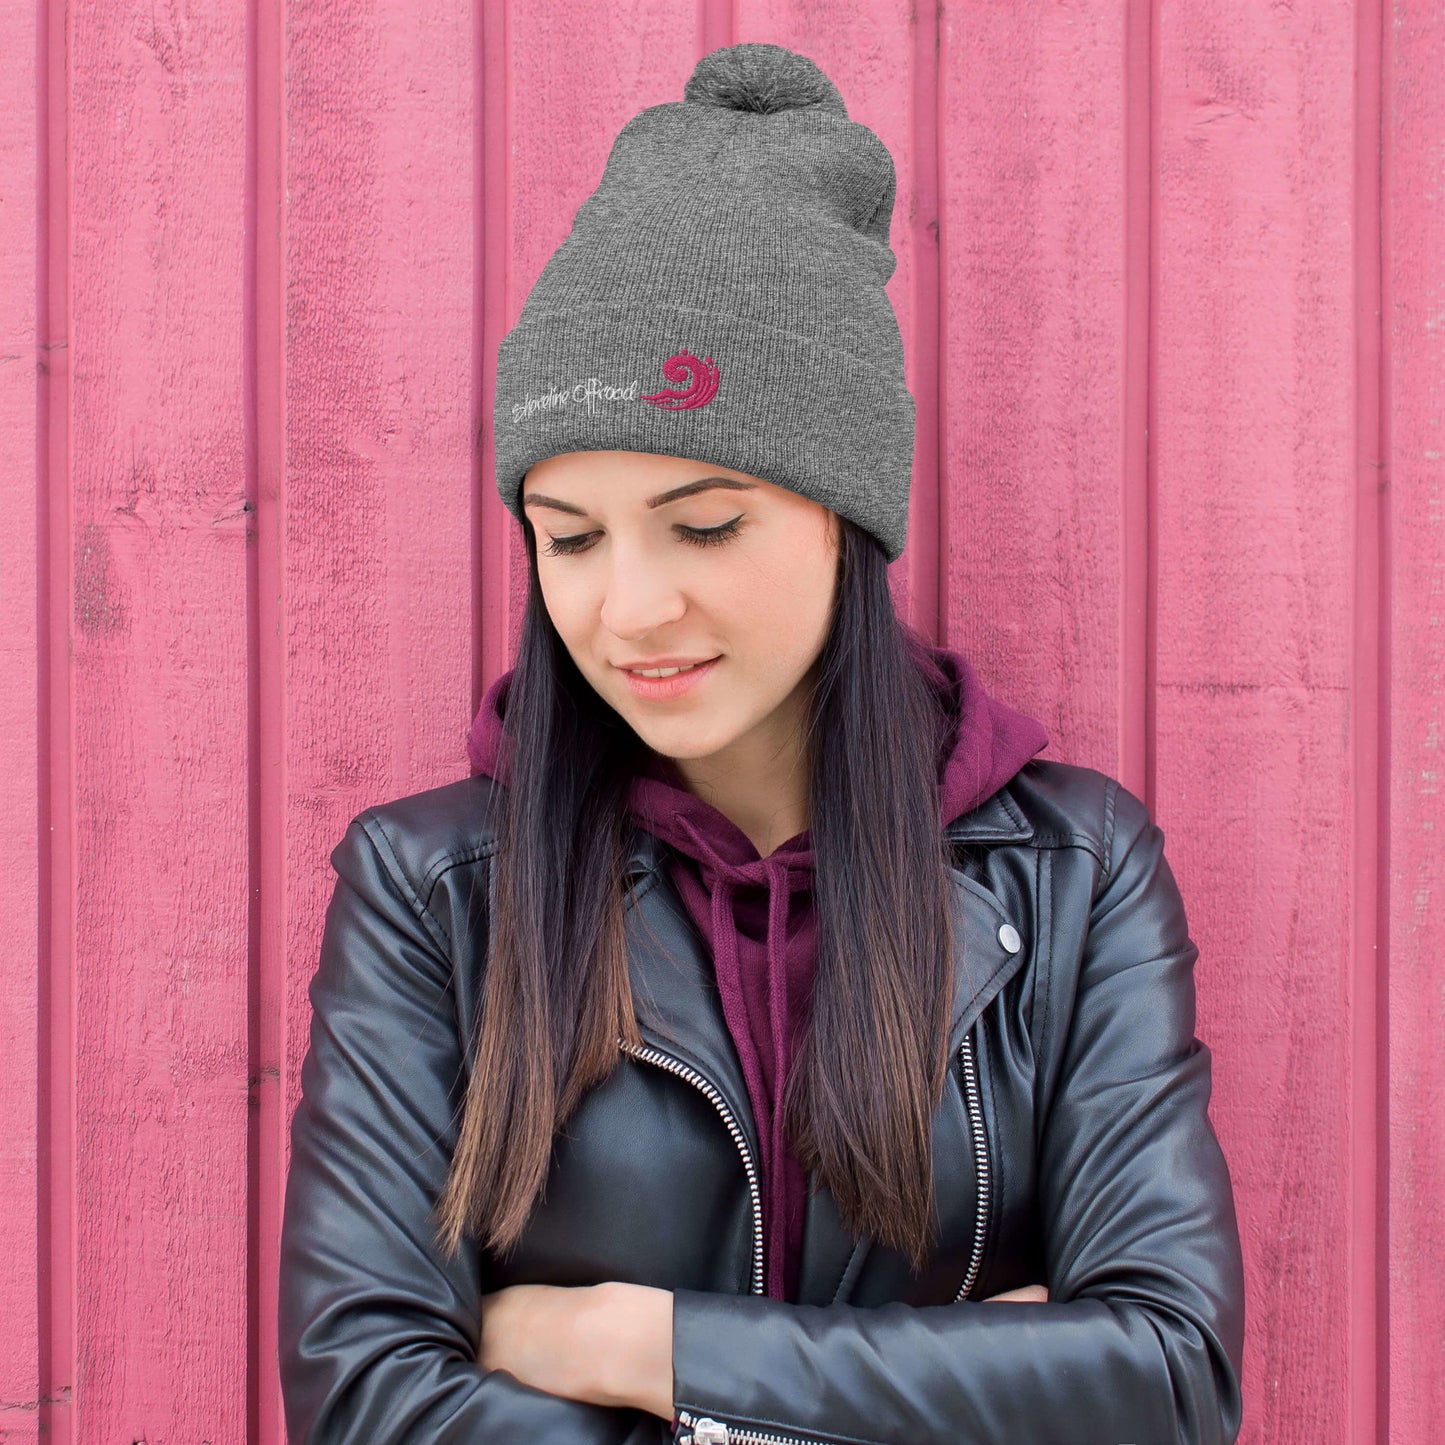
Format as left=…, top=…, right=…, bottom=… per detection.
left=640, top=350, right=720, bottom=410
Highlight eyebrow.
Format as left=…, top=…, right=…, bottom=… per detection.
left=521, top=476, right=758, bottom=517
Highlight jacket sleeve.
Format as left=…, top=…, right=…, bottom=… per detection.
left=278, top=814, right=657, bottom=1444
left=669, top=779, right=1246, bottom=1445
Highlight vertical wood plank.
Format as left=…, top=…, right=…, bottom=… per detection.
left=1385, top=2, right=1445, bottom=1440
left=37, top=2, right=74, bottom=1435
left=1352, top=1, right=1387, bottom=1437
left=1153, top=4, right=1359, bottom=1441
left=280, top=0, right=477, bottom=1302
left=732, top=2, right=936, bottom=634
left=937, top=3, right=1131, bottom=775
left=483, top=3, right=709, bottom=685
left=67, top=0, right=251, bottom=1435
left=248, top=0, right=285, bottom=1436
left=476, top=0, right=508, bottom=707
left=0, top=0, right=41, bottom=1436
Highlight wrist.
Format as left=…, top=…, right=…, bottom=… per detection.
left=588, top=1281, right=675, bottom=1419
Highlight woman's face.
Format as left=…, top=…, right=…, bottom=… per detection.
left=522, top=449, right=840, bottom=766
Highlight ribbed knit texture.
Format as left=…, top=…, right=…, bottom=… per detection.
left=492, top=42, right=917, bottom=562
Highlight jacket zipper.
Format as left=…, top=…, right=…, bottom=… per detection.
left=675, top=1407, right=827, bottom=1444
left=618, top=1038, right=765, bottom=1295
left=646, top=1025, right=992, bottom=1445
left=952, top=1024, right=990, bottom=1303
left=619, top=1044, right=809, bottom=1443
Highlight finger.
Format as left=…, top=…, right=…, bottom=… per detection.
left=980, top=1283, right=1049, bottom=1303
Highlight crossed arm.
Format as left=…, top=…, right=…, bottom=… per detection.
left=475, top=1278, right=1051, bottom=1422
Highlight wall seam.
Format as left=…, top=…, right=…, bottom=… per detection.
left=1369, top=0, right=1393, bottom=1440
left=1351, top=0, right=1390, bottom=1440
left=36, top=0, right=75, bottom=1435
left=1121, top=0, right=1156, bottom=806
left=916, top=0, right=942, bottom=641
left=475, top=0, right=513, bottom=702
left=244, top=0, right=287, bottom=1436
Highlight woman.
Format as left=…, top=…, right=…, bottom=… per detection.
left=278, top=42, right=1245, bottom=1445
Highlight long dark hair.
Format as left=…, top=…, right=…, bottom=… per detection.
left=434, top=509, right=958, bottom=1272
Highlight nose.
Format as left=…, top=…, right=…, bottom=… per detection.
left=597, top=549, right=687, bottom=639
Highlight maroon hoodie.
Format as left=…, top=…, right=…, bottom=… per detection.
left=465, top=635, right=1049, bottom=1301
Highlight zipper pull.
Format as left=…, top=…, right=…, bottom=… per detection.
left=676, top=1409, right=730, bottom=1444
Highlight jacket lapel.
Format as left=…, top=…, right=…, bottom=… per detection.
left=621, top=790, right=1035, bottom=1304
left=621, top=836, right=762, bottom=1170
left=940, top=786, right=1034, bottom=1048
left=945, top=870, right=1030, bottom=1054
left=798, top=847, right=1033, bottom=1305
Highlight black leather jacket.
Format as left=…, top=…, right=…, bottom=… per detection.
left=279, top=760, right=1245, bottom=1444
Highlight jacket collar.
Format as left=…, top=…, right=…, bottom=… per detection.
left=943, top=786, right=1035, bottom=844
left=620, top=783, right=1034, bottom=1163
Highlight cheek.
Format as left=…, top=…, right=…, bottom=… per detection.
left=720, top=534, right=836, bottom=657
left=536, top=567, right=594, bottom=655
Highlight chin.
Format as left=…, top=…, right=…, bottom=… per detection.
left=627, top=713, right=736, bottom=763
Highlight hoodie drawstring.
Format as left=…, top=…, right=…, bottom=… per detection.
left=676, top=817, right=801, bottom=1296
left=764, top=857, right=792, bottom=1292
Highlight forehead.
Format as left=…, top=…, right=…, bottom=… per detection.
left=521, top=452, right=778, bottom=515
left=523, top=450, right=765, bottom=493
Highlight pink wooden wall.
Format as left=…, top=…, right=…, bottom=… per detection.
left=1, top=2, right=1439, bottom=1442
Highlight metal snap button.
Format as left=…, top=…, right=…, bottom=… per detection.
left=998, top=923, right=1022, bottom=954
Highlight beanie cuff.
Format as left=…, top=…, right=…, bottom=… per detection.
left=493, top=301, right=914, bottom=561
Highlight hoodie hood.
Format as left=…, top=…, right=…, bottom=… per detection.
left=464, top=632, right=1049, bottom=833
left=464, top=635, right=1048, bottom=1299
left=610, top=630, right=1049, bottom=897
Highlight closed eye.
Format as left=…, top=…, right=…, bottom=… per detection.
left=680, top=516, right=744, bottom=549
left=541, top=515, right=744, bottom=558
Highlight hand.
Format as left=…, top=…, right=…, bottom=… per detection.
left=981, top=1282, right=1050, bottom=1302
left=478, top=1283, right=607, bottom=1405
left=478, top=1281, right=675, bottom=1421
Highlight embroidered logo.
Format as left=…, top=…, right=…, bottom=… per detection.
left=509, top=350, right=721, bottom=424
left=641, top=351, right=720, bottom=410
left=510, top=378, right=639, bottom=424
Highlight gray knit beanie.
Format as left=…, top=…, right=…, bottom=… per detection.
left=492, top=42, right=915, bottom=562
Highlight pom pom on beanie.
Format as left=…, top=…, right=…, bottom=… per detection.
left=682, top=41, right=846, bottom=115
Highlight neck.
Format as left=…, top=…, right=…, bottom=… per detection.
left=671, top=685, right=812, bottom=858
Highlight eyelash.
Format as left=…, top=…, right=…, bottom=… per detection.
left=541, top=515, right=744, bottom=558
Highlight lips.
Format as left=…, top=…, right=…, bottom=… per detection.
left=623, top=659, right=713, bottom=678
left=618, top=655, right=721, bottom=700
